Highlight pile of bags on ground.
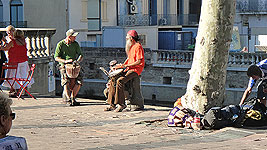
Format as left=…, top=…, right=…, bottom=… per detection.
left=168, top=97, right=267, bottom=130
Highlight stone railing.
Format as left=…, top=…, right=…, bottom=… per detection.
left=0, top=28, right=56, bottom=58
left=236, top=0, right=267, bottom=13
left=152, top=50, right=267, bottom=67
left=151, top=50, right=194, bottom=66
left=118, top=14, right=200, bottom=27
left=0, top=28, right=56, bottom=95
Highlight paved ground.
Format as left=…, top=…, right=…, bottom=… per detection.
left=6, top=92, right=267, bottom=150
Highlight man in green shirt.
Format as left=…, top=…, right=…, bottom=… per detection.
left=54, top=29, right=83, bottom=106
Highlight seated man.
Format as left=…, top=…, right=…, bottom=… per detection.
left=0, top=93, right=28, bottom=150
left=240, top=59, right=267, bottom=106
left=105, top=30, right=145, bottom=112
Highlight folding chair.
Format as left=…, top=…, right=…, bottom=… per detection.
left=14, top=64, right=36, bottom=100
left=0, top=63, right=18, bottom=92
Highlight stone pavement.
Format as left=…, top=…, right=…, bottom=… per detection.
left=5, top=93, right=267, bottom=150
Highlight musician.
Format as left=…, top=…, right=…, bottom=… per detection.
left=54, top=29, right=83, bottom=106
left=105, top=30, right=145, bottom=112
left=103, top=60, right=118, bottom=98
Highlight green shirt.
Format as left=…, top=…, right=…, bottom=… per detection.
left=54, top=40, right=82, bottom=65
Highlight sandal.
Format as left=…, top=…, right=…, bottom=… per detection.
left=104, top=105, right=116, bottom=111
left=114, top=104, right=127, bottom=112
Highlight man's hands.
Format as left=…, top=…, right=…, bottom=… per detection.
left=113, top=63, right=127, bottom=69
left=64, top=59, right=73, bottom=64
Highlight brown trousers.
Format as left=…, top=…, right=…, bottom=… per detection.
left=107, top=70, right=138, bottom=105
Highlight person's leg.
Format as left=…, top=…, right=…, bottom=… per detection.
left=131, top=76, right=144, bottom=110
left=15, top=61, right=30, bottom=96
left=105, top=78, right=116, bottom=111
left=257, top=79, right=267, bottom=106
left=71, top=83, right=81, bottom=98
left=260, top=99, right=266, bottom=106
left=60, top=67, right=71, bottom=103
left=69, top=73, right=83, bottom=106
left=0, top=62, right=4, bottom=85
left=114, top=71, right=138, bottom=112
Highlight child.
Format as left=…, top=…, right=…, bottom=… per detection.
left=103, top=60, right=117, bottom=98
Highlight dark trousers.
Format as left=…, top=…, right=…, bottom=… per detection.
left=107, top=70, right=138, bottom=105
left=257, top=79, right=267, bottom=99
left=0, top=62, right=5, bottom=85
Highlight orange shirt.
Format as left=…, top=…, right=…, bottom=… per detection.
left=125, top=43, right=145, bottom=75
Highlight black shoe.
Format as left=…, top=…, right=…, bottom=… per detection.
left=69, top=97, right=80, bottom=106
left=133, top=106, right=144, bottom=111
left=73, top=101, right=80, bottom=106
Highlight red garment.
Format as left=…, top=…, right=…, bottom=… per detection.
left=125, top=43, right=145, bottom=75
left=8, top=39, right=28, bottom=63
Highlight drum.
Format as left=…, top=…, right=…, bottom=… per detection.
left=109, top=69, right=123, bottom=78
left=65, top=63, right=81, bottom=78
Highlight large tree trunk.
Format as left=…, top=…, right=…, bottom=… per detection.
left=181, top=0, right=236, bottom=114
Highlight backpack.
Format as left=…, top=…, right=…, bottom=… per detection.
left=241, top=97, right=267, bottom=127
left=201, top=105, right=244, bottom=129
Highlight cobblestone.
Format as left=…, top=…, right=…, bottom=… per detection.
left=6, top=92, right=267, bottom=150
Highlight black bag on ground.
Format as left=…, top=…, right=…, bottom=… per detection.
left=201, top=105, right=244, bottom=129
left=242, top=97, right=267, bottom=127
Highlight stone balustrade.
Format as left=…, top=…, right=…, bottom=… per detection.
left=0, top=28, right=56, bottom=58
left=0, top=28, right=56, bottom=95
left=152, top=50, right=267, bottom=67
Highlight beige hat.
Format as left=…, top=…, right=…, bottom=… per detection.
left=66, top=29, right=79, bottom=37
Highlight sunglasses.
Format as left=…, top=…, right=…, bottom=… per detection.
left=10, top=113, right=15, bottom=120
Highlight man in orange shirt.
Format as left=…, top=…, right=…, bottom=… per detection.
left=105, top=30, right=145, bottom=112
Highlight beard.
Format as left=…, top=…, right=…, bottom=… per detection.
left=125, top=39, right=133, bottom=56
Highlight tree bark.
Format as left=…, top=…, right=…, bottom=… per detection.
left=181, top=0, right=236, bottom=114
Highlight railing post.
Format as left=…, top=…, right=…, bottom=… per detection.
left=25, top=35, right=34, bottom=58
left=39, top=35, right=47, bottom=56
left=31, top=35, right=39, bottom=58
left=36, top=35, right=43, bottom=57
left=45, top=34, right=51, bottom=56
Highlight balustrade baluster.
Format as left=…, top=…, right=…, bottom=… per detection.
left=40, top=35, right=47, bottom=56
left=228, top=54, right=232, bottom=66
left=232, top=54, right=236, bottom=65
left=159, top=52, right=163, bottom=62
left=241, top=53, right=245, bottom=65
left=31, top=36, right=39, bottom=58
left=36, top=35, right=43, bottom=57
left=44, top=35, right=51, bottom=56
left=25, top=36, right=34, bottom=58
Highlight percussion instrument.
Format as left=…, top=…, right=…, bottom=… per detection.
left=65, top=63, right=81, bottom=78
left=109, top=69, right=123, bottom=78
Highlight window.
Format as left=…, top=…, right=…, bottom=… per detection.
left=87, top=0, right=101, bottom=31
left=163, top=77, right=172, bottom=84
left=138, top=34, right=146, bottom=46
left=10, top=0, right=23, bottom=24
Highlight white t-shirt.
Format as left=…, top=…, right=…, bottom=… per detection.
left=0, top=136, right=28, bottom=150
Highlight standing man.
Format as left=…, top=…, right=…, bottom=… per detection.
left=105, top=30, right=145, bottom=112
left=54, top=29, right=83, bottom=106
left=240, top=59, right=267, bottom=106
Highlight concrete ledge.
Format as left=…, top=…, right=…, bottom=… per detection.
left=56, top=78, right=257, bottom=106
